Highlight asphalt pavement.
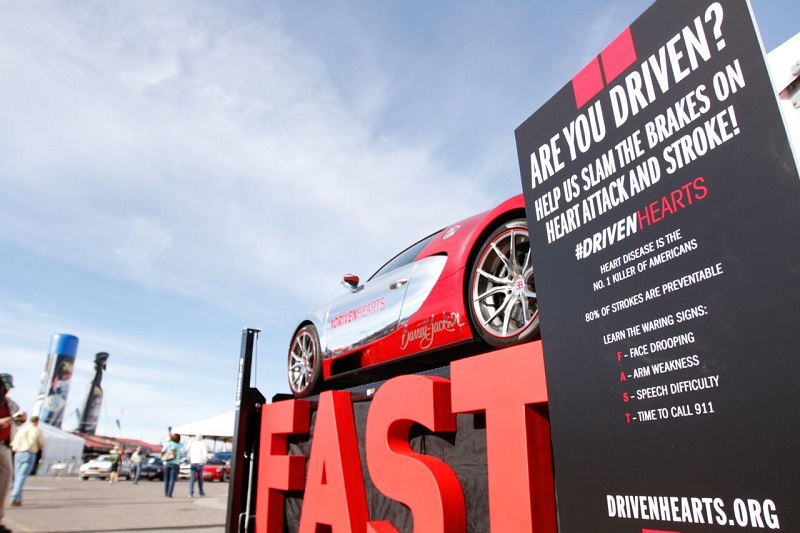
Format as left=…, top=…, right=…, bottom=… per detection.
left=3, top=474, right=229, bottom=533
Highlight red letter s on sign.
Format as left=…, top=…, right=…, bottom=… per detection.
left=366, top=375, right=466, bottom=533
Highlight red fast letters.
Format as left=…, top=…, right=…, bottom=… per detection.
left=255, top=341, right=554, bottom=533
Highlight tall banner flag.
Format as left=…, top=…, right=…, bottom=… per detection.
left=78, top=352, right=110, bottom=435
left=35, top=333, right=79, bottom=428
left=515, top=1, right=799, bottom=531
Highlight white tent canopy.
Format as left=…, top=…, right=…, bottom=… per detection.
left=171, top=411, right=234, bottom=440
left=33, top=421, right=86, bottom=476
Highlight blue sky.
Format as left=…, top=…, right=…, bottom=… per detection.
left=1, top=1, right=797, bottom=444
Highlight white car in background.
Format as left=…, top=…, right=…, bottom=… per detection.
left=179, top=458, right=190, bottom=479
left=79, top=454, right=131, bottom=480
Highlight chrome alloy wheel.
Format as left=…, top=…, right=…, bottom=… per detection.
left=288, top=325, right=321, bottom=397
left=469, top=221, right=538, bottom=345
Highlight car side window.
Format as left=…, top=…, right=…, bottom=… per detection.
left=369, top=231, right=440, bottom=281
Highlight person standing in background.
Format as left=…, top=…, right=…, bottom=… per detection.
left=187, top=434, right=207, bottom=498
left=130, top=447, right=143, bottom=484
left=108, top=446, right=121, bottom=484
left=161, top=433, right=182, bottom=498
left=0, top=373, right=26, bottom=533
left=9, top=415, right=44, bottom=506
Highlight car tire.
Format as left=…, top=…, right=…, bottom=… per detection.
left=467, top=218, right=539, bottom=348
left=288, top=324, right=323, bottom=398
left=81, top=476, right=88, bottom=481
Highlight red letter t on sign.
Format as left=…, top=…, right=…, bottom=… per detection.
left=451, top=342, right=556, bottom=533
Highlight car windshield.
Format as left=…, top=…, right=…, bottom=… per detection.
left=95, top=455, right=111, bottom=462
left=145, top=457, right=160, bottom=465
left=368, top=231, right=440, bottom=281
left=206, top=458, right=225, bottom=465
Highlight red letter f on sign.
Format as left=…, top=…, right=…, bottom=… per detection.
left=255, top=399, right=311, bottom=533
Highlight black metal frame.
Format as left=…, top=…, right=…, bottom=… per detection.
left=226, top=328, right=265, bottom=533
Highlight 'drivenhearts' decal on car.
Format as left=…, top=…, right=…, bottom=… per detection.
left=330, top=297, right=386, bottom=329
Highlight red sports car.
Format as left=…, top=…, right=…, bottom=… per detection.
left=287, top=194, right=538, bottom=397
left=203, top=458, right=229, bottom=482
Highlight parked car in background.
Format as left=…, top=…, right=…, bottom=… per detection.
left=213, top=451, right=231, bottom=463
left=139, top=455, right=164, bottom=481
left=203, top=457, right=230, bottom=482
left=178, top=458, right=190, bottom=480
left=79, top=454, right=132, bottom=481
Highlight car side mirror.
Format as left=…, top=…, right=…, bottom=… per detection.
left=341, top=274, right=360, bottom=291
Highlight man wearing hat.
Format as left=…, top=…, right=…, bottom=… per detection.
left=0, top=373, right=26, bottom=533
left=10, top=415, right=43, bottom=506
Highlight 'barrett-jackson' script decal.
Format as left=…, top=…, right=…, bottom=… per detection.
left=400, top=312, right=464, bottom=350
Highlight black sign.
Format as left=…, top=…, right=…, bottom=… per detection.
left=515, top=1, right=800, bottom=531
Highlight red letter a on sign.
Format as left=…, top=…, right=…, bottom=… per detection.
left=299, top=391, right=369, bottom=533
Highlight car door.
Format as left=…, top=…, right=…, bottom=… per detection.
left=323, top=262, right=414, bottom=357
left=323, top=232, right=441, bottom=358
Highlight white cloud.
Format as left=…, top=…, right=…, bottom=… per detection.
left=0, top=1, right=491, bottom=317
